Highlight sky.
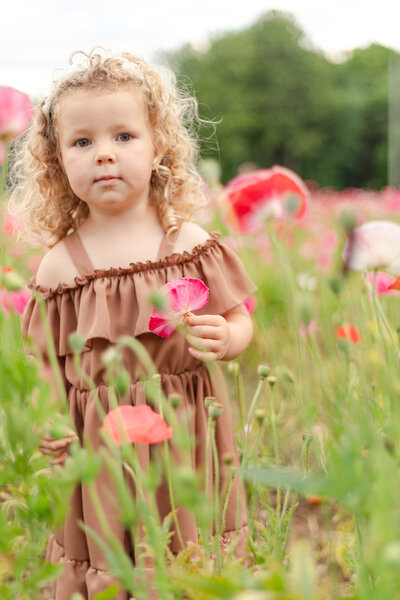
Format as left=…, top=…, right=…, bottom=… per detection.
left=1, top=0, right=400, bottom=96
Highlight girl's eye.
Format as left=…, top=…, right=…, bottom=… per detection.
left=117, top=133, right=133, bottom=142
left=75, top=138, right=90, bottom=148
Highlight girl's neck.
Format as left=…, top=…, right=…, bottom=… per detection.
left=80, top=201, right=162, bottom=239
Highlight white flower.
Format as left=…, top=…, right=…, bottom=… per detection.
left=342, top=220, right=400, bottom=275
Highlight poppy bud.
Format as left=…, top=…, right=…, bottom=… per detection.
left=204, top=396, right=216, bottom=409
left=255, top=408, right=267, bottom=424
left=340, top=210, right=358, bottom=235
left=68, top=332, right=86, bottom=354
left=102, top=347, right=118, bottom=367
left=208, top=402, right=223, bottom=419
left=257, top=363, right=271, bottom=379
left=222, top=451, right=234, bottom=465
left=227, top=361, right=240, bottom=375
left=168, top=393, right=181, bottom=408
left=267, top=375, right=277, bottom=388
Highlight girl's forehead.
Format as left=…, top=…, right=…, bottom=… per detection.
left=59, top=85, right=144, bottom=108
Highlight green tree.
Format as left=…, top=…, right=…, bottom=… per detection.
left=163, top=12, right=398, bottom=189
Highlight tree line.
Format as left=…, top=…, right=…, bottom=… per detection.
left=163, top=11, right=399, bottom=189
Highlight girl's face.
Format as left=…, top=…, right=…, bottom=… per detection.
left=57, top=88, right=156, bottom=217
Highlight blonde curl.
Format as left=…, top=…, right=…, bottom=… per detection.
left=9, top=48, right=207, bottom=246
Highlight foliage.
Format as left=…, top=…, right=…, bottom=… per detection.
left=162, top=11, right=398, bottom=189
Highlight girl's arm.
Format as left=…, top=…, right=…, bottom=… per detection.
left=184, top=303, right=254, bottom=362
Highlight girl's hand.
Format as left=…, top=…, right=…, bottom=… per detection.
left=184, top=313, right=231, bottom=361
left=39, top=427, right=78, bottom=466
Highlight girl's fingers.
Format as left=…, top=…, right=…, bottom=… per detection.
left=186, top=335, right=222, bottom=352
left=187, top=325, right=221, bottom=339
left=40, top=439, right=71, bottom=451
left=50, top=451, right=69, bottom=466
left=184, top=314, right=222, bottom=327
left=188, top=347, right=218, bottom=361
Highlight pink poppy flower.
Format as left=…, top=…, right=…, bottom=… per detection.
left=362, top=271, right=400, bottom=297
left=1, top=289, right=31, bottom=316
left=335, top=324, right=361, bottom=343
left=102, top=404, right=173, bottom=445
left=0, top=86, right=32, bottom=141
left=223, top=165, right=309, bottom=234
left=149, top=277, right=209, bottom=338
left=342, top=221, right=400, bottom=275
left=300, top=319, right=317, bottom=341
left=244, top=296, right=257, bottom=316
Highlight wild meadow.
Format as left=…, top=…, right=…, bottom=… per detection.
left=3, top=87, right=400, bottom=600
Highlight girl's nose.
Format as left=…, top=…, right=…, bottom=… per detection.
left=95, top=146, right=116, bottom=165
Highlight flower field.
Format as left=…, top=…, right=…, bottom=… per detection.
left=3, top=88, right=400, bottom=599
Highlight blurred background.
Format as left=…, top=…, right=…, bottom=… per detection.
left=2, top=0, right=400, bottom=189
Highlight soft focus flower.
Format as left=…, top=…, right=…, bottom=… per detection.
left=362, top=271, right=400, bottom=297
left=342, top=221, right=400, bottom=275
left=300, top=319, right=317, bottom=341
left=244, top=296, right=257, bottom=315
left=223, top=165, right=309, bottom=234
left=0, top=289, right=30, bottom=316
left=0, top=86, right=32, bottom=142
left=296, top=272, right=317, bottom=292
left=335, top=324, right=361, bottom=343
left=389, top=277, right=400, bottom=291
left=149, top=277, right=209, bottom=338
left=102, top=404, right=173, bottom=445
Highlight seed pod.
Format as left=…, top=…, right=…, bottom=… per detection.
left=68, top=332, right=86, bottom=354
left=267, top=375, right=277, bottom=388
left=208, top=402, right=223, bottom=419
left=257, top=363, right=271, bottom=379
left=204, top=396, right=216, bottom=409
left=169, top=393, right=181, bottom=408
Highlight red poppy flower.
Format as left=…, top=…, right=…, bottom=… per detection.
left=389, top=277, right=400, bottom=291
left=335, top=324, right=361, bottom=343
left=102, top=404, right=173, bottom=445
left=224, top=165, right=309, bottom=234
left=149, top=277, right=209, bottom=338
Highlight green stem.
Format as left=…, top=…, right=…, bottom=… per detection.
left=205, top=414, right=212, bottom=530
left=220, top=472, right=235, bottom=536
left=270, top=386, right=281, bottom=519
left=211, top=419, right=222, bottom=571
left=37, top=294, right=67, bottom=409
left=163, top=440, right=184, bottom=550
left=73, top=352, right=105, bottom=422
left=236, top=377, right=265, bottom=533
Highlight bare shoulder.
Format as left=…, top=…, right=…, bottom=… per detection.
left=174, top=222, right=211, bottom=254
left=35, top=239, right=80, bottom=289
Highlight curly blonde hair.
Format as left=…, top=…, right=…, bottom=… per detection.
left=9, top=48, right=205, bottom=247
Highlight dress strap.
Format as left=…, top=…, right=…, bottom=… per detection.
left=156, top=229, right=179, bottom=261
left=63, top=231, right=94, bottom=276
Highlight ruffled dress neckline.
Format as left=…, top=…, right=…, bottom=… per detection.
left=28, top=232, right=221, bottom=299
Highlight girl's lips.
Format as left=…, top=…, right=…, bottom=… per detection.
left=95, top=176, right=120, bottom=185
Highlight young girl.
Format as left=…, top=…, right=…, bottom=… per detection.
left=13, top=49, right=256, bottom=600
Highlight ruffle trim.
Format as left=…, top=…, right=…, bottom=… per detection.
left=22, top=232, right=257, bottom=356
left=28, top=232, right=221, bottom=300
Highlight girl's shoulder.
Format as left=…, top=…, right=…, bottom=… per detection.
left=173, top=222, right=210, bottom=254
left=35, top=239, right=80, bottom=289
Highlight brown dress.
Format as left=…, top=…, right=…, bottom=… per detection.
left=22, top=230, right=256, bottom=600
